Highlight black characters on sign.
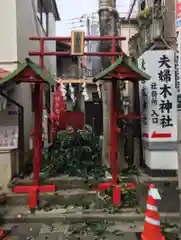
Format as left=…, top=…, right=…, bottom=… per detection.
left=158, top=54, right=171, bottom=68
left=158, top=69, right=171, bottom=83
left=140, top=58, right=146, bottom=84
left=158, top=54, right=173, bottom=128
left=160, top=115, right=173, bottom=128
left=143, top=100, right=147, bottom=111
left=141, top=85, right=148, bottom=125
left=143, top=115, right=147, bottom=125
left=142, top=86, right=147, bottom=111
left=151, top=82, right=157, bottom=105
left=175, top=31, right=181, bottom=109
left=175, top=31, right=181, bottom=94
left=151, top=110, right=159, bottom=124
left=177, top=94, right=181, bottom=110
left=159, top=100, right=172, bottom=114
left=141, top=58, right=146, bottom=70
left=160, top=84, right=172, bottom=99
left=150, top=82, right=158, bottom=124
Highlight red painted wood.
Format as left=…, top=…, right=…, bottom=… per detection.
left=151, top=132, right=171, bottom=138
left=13, top=185, right=55, bottom=209
left=29, top=51, right=122, bottom=56
left=30, top=36, right=126, bottom=41
left=143, top=133, right=149, bottom=138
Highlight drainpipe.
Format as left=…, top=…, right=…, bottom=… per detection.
left=0, top=91, right=24, bottom=174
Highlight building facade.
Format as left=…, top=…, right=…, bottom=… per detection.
left=0, top=0, right=60, bottom=152
left=0, top=0, right=60, bottom=188
left=129, top=0, right=175, bottom=58
left=118, top=18, right=138, bottom=110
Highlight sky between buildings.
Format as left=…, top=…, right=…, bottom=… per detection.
left=56, top=0, right=137, bottom=36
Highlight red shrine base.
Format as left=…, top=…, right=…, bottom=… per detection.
left=95, top=182, right=136, bottom=206
left=13, top=185, right=56, bottom=209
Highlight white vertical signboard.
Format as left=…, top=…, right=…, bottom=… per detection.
left=138, top=51, right=150, bottom=141
left=176, top=2, right=181, bottom=111
left=138, top=50, right=177, bottom=143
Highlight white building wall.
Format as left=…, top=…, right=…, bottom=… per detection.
left=0, top=0, right=57, bottom=154
left=118, top=22, right=138, bottom=111
left=120, top=23, right=138, bottom=55
left=48, top=13, right=57, bottom=76
left=0, top=0, right=18, bottom=72
left=15, top=0, right=57, bottom=152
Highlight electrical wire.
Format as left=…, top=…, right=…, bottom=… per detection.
left=62, top=16, right=85, bottom=22
left=70, top=25, right=85, bottom=29
left=65, top=20, right=84, bottom=25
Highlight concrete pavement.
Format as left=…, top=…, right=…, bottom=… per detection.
left=1, top=222, right=141, bottom=240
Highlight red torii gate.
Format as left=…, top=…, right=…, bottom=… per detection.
left=92, top=53, right=150, bottom=205
left=13, top=33, right=149, bottom=209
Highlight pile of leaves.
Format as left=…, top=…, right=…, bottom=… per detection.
left=39, top=125, right=138, bottom=209
left=66, top=221, right=116, bottom=240
left=41, top=125, right=104, bottom=178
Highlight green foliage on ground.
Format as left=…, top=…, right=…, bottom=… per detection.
left=41, top=125, right=104, bottom=178
left=39, top=126, right=138, bottom=210
left=41, top=125, right=139, bottom=180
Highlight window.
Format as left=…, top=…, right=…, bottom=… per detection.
left=140, top=0, right=146, bottom=11
left=92, top=92, right=100, bottom=101
left=37, top=0, right=49, bottom=35
left=154, top=0, right=161, bottom=4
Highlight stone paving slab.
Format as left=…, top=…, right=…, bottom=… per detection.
left=2, top=210, right=179, bottom=224
left=6, top=189, right=98, bottom=207
left=1, top=221, right=178, bottom=240
left=1, top=222, right=140, bottom=240
left=14, top=175, right=136, bottom=190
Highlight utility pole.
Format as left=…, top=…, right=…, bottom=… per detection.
left=98, top=0, right=127, bottom=169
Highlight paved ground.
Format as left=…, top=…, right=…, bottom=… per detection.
left=1, top=222, right=141, bottom=240
left=0, top=206, right=178, bottom=239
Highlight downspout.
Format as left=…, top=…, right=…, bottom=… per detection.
left=0, top=91, right=24, bottom=174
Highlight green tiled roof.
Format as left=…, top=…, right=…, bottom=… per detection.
left=92, top=54, right=150, bottom=82
left=0, top=58, right=54, bottom=86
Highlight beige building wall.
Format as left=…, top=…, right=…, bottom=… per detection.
left=120, top=23, right=138, bottom=55
left=118, top=21, right=138, bottom=111
left=0, top=0, right=58, bottom=154
left=0, top=0, right=18, bottom=72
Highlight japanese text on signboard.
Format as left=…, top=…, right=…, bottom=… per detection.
left=140, top=58, right=148, bottom=126
left=175, top=30, right=181, bottom=110
left=150, top=54, right=173, bottom=128
left=139, top=50, right=177, bottom=142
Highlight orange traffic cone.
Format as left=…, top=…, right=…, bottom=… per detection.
left=141, top=184, right=165, bottom=240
